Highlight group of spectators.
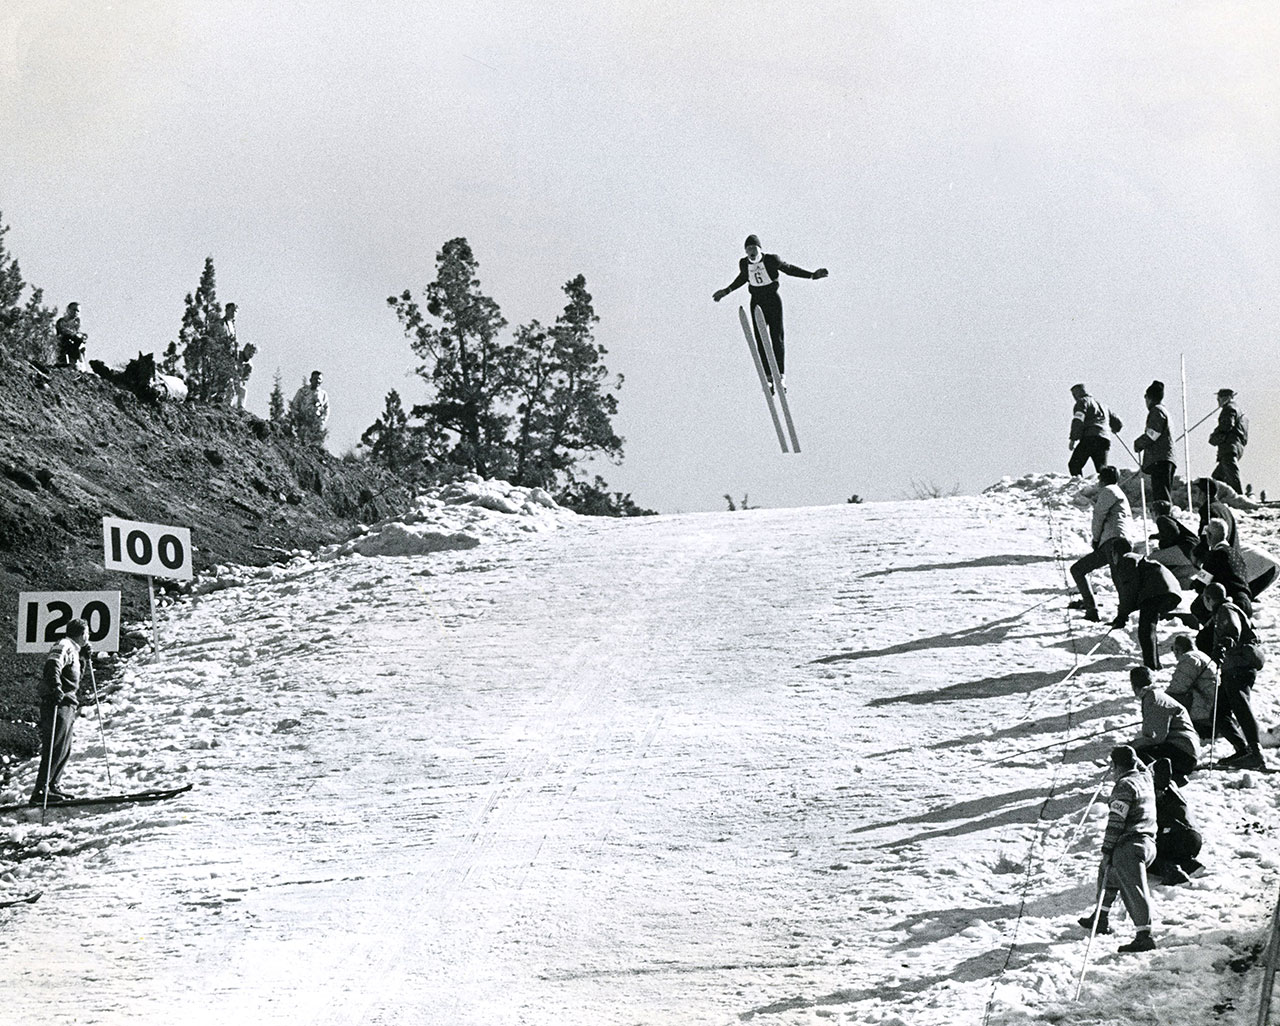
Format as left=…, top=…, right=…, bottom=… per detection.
left=1064, top=378, right=1270, bottom=954
left=47, top=301, right=330, bottom=445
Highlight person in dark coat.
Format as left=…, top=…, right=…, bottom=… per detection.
left=1078, top=745, right=1158, bottom=952
left=1067, top=383, right=1113, bottom=477
left=1148, top=758, right=1203, bottom=885
left=1207, top=388, right=1246, bottom=494
left=1110, top=551, right=1183, bottom=670
left=1133, top=380, right=1175, bottom=510
left=712, top=235, right=828, bottom=389
left=1195, top=517, right=1252, bottom=615
left=1202, top=583, right=1268, bottom=770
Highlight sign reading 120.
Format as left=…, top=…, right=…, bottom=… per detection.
left=102, top=517, right=193, bottom=581
left=17, top=591, right=121, bottom=654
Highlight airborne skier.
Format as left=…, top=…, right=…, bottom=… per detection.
left=713, top=234, right=827, bottom=391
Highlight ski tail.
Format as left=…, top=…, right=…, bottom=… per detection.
left=739, top=306, right=788, bottom=452
left=752, top=306, right=801, bottom=452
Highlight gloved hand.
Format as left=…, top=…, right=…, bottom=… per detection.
left=813, top=268, right=829, bottom=279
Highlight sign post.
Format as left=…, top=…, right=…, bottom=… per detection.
left=102, top=517, right=193, bottom=655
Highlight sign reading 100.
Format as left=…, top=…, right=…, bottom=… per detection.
left=102, top=517, right=193, bottom=581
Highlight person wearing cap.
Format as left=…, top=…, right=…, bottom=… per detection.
left=29, top=618, right=90, bottom=805
left=1127, top=665, right=1199, bottom=783
left=54, top=302, right=88, bottom=369
left=1133, top=380, right=1175, bottom=511
left=1110, top=550, right=1182, bottom=670
left=1077, top=745, right=1157, bottom=953
left=1069, top=465, right=1133, bottom=622
left=712, top=235, right=828, bottom=390
left=1067, top=383, right=1113, bottom=476
left=1207, top=388, right=1246, bottom=494
left=1201, top=582, right=1267, bottom=770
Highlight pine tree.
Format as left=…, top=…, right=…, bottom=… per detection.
left=0, top=212, right=57, bottom=363
left=388, top=238, right=512, bottom=478
left=360, top=389, right=426, bottom=479
left=508, top=275, right=623, bottom=489
left=268, top=369, right=286, bottom=423
left=177, top=257, right=237, bottom=403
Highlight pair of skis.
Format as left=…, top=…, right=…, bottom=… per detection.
left=739, top=306, right=800, bottom=452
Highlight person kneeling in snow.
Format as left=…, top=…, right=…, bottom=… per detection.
left=1127, top=666, right=1199, bottom=784
left=1149, top=758, right=1203, bottom=886
left=1165, top=634, right=1218, bottom=742
left=1078, top=745, right=1157, bottom=953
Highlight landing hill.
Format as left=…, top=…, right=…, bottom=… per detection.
left=0, top=348, right=412, bottom=757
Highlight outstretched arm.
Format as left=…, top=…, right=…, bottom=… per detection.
left=713, top=267, right=749, bottom=302
left=776, top=260, right=829, bottom=280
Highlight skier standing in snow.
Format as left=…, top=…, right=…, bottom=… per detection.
left=1078, top=745, right=1157, bottom=953
left=1126, top=666, right=1199, bottom=783
left=29, top=618, right=90, bottom=804
left=1207, top=388, right=1247, bottom=494
left=1067, top=383, right=1116, bottom=477
left=712, top=235, right=827, bottom=390
left=1132, top=380, right=1175, bottom=512
left=1069, top=466, right=1133, bottom=623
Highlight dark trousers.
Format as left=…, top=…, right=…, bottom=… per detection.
left=1069, top=436, right=1110, bottom=476
left=1220, top=667, right=1260, bottom=752
left=1145, top=461, right=1175, bottom=507
left=31, top=698, right=77, bottom=795
left=750, top=291, right=785, bottom=378
left=1213, top=450, right=1243, bottom=494
left=1136, top=742, right=1197, bottom=783
left=1070, top=538, right=1124, bottom=616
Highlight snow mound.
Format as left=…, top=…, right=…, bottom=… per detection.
left=983, top=473, right=1084, bottom=509
left=325, top=474, right=579, bottom=558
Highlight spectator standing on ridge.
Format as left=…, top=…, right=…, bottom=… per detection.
left=223, top=304, right=255, bottom=409
left=1207, top=388, right=1247, bottom=494
left=291, top=370, right=330, bottom=445
left=1133, top=380, right=1175, bottom=512
left=1110, top=551, right=1183, bottom=670
left=1202, top=583, right=1268, bottom=770
left=1127, top=665, right=1199, bottom=783
left=1078, top=745, right=1157, bottom=953
left=1070, top=465, right=1133, bottom=623
left=712, top=234, right=828, bottom=392
left=54, top=302, right=88, bottom=369
left=1067, top=382, right=1118, bottom=477
left=1165, top=634, right=1217, bottom=741
left=29, top=618, right=90, bottom=805
left=1148, top=758, right=1204, bottom=886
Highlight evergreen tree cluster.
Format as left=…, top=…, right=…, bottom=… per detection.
left=164, top=256, right=252, bottom=407
left=0, top=213, right=58, bottom=363
left=379, top=238, right=650, bottom=515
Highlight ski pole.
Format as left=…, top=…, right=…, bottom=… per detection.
left=39, top=702, right=56, bottom=826
left=1207, top=666, right=1221, bottom=766
left=86, top=654, right=113, bottom=790
left=1058, top=628, right=1116, bottom=688
left=1053, top=766, right=1111, bottom=868
left=984, top=721, right=1140, bottom=766
left=1173, top=406, right=1218, bottom=446
left=1076, top=852, right=1111, bottom=1001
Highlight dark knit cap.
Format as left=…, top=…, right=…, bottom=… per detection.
left=744, top=234, right=761, bottom=249
left=1110, top=745, right=1139, bottom=770
left=1145, top=380, right=1164, bottom=401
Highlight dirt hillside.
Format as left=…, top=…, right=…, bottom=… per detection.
left=0, top=347, right=412, bottom=760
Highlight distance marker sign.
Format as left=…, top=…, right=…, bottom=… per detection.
left=102, top=517, right=193, bottom=581
left=17, top=591, right=121, bottom=654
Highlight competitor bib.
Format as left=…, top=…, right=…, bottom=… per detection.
left=746, top=258, right=772, bottom=288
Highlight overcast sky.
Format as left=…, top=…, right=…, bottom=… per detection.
left=2, top=1, right=1276, bottom=511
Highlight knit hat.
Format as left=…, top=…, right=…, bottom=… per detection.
left=1110, top=745, right=1139, bottom=770
left=1145, top=380, right=1164, bottom=401
left=1070, top=382, right=1086, bottom=398
left=744, top=234, right=761, bottom=250
left=1218, top=388, right=1236, bottom=399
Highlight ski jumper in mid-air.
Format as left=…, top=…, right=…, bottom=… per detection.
left=713, top=235, right=827, bottom=387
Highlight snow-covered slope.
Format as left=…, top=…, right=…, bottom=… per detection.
left=2, top=474, right=1279, bottom=1025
